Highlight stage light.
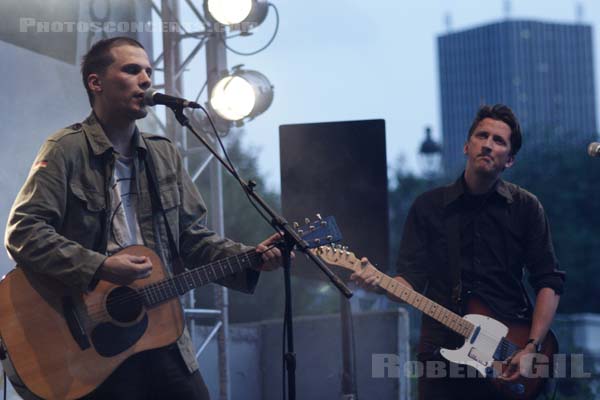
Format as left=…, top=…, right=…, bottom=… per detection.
left=207, top=0, right=269, bottom=28
left=209, top=68, right=273, bottom=122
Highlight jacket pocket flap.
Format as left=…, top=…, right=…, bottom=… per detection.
left=69, top=182, right=105, bottom=212
left=159, top=186, right=181, bottom=210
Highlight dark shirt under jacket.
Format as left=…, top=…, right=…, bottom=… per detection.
left=396, top=174, right=565, bottom=352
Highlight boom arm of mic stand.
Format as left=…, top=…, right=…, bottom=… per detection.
left=170, top=106, right=353, bottom=298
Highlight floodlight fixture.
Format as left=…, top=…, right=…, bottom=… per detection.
left=209, top=67, right=273, bottom=122
left=206, top=0, right=269, bottom=29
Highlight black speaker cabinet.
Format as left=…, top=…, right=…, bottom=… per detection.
left=279, top=119, right=389, bottom=280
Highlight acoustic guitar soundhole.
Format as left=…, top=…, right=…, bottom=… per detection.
left=106, top=286, right=143, bottom=323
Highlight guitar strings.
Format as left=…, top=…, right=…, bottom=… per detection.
left=88, top=251, right=259, bottom=318
left=368, top=262, right=480, bottom=340
left=382, top=273, right=519, bottom=359
left=322, top=250, right=522, bottom=360
left=89, top=241, right=280, bottom=316
left=314, top=250, right=525, bottom=365
left=86, top=250, right=262, bottom=328
left=83, top=256, right=244, bottom=322
left=84, top=250, right=263, bottom=321
left=473, top=330, right=519, bottom=361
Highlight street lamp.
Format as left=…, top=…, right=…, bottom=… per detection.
left=418, top=126, right=442, bottom=177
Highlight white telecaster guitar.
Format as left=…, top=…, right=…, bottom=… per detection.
left=313, top=245, right=557, bottom=400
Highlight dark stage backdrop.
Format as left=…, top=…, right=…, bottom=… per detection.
left=279, top=119, right=389, bottom=280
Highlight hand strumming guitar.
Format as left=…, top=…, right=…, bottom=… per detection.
left=97, top=254, right=153, bottom=285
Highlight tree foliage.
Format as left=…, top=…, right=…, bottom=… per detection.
left=504, top=143, right=600, bottom=313
left=192, top=133, right=339, bottom=323
left=388, top=159, right=445, bottom=268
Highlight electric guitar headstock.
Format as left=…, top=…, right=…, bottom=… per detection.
left=311, top=244, right=362, bottom=273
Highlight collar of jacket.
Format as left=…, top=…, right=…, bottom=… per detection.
left=443, top=172, right=514, bottom=208
left=82, top=112, right=148, bottom=157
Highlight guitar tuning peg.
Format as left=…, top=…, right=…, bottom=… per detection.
left=313, top=238, right=321, bottom=245
left=316, top=213, right=322, bottom=220
left=336, top=244, right=343, bottom=249
left=320, top=220, right=327, bottom=226
left=304, top=217, right=310, bottom=224
left=309, top=225, right=316, bottom=231
left=326, top=235, right=333, bottom=241
left=298, top=229, right=304, bottom=235
left=293, top=222, right=299, bottom=230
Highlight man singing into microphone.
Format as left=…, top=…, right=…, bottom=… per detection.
left=352, top=104, right=565, bottom=399
left=5, top=36, right=283, bottom=399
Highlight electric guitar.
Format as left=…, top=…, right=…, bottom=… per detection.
left=313, top=245, right=558, bottom=400
left=0, top=216, right=341, bottom=400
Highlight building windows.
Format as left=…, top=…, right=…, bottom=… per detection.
left=438, top=20, right=596, bottom=173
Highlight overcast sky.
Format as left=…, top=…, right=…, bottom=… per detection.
left=171, top=0, right=600, bottom=192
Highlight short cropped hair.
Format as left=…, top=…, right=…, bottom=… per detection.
left=81, top=36, right=145, bottom=107
left=467, top=104, right=522, bottom=156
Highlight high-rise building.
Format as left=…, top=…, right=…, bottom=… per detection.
left=438, top=20, right=597, bottom=174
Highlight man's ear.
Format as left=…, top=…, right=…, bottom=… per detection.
left=87, top=73, right=102, bottom=95
left=505, top=154, right=515, bottom=169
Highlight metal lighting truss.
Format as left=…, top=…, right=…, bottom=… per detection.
left=149, top=1, right=233, bottom=399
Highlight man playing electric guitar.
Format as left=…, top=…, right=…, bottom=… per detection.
left=352, top=104, right=565, bottom=400
left=4, top=36, right=284, bottom=400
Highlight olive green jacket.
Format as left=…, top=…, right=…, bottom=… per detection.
left=5, top=113, right=260, bottom=372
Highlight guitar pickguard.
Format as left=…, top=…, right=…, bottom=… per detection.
left=90, top=314, right=148, bottom=357
left=440, top=314, right=508, bottom=377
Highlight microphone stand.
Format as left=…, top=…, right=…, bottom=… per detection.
left=168, top=105, right=353, bottom=400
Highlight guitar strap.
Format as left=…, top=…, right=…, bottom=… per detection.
left=502, top=204, right=534, bottom=319
left=142, top=136, right=184, bottom=274
left=444, top=203, right=462, bottom=308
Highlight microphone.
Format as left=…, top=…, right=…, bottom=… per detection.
left=143, top=88, right=200, bottom=109
left=588, top=142, right=600, bottom=157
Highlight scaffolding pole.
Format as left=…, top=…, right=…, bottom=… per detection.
left=152, top=1, right=231, bottom=399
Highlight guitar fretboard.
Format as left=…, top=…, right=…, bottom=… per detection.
left=320, top=248, right=475, bottom=338
left=377, top=273, right=474, bottom=338
left=139, top=250, right=262, bottom=307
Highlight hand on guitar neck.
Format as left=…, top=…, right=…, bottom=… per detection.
left=255, top=232, right=290, bottom=271
left=349, top=259, right=413, bottom=302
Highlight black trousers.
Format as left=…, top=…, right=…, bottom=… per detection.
left=81, top=345, right=210, bottom=400
left=417, top=351, right=504, bottom=400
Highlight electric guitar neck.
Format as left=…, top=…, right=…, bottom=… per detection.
left=313, top=244, right=558, bottom=400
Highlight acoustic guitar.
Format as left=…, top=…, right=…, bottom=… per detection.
left=313, top=245, right=558, bottom=400
left=0, top=216, right=341, bottom=400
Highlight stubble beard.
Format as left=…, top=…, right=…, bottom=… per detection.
left=473, top=162, right=502, bottom=180
left=132, top=107, right=148, bottom=120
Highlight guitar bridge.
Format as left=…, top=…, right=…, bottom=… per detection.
left=468, top=347, right=490, bottom=367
